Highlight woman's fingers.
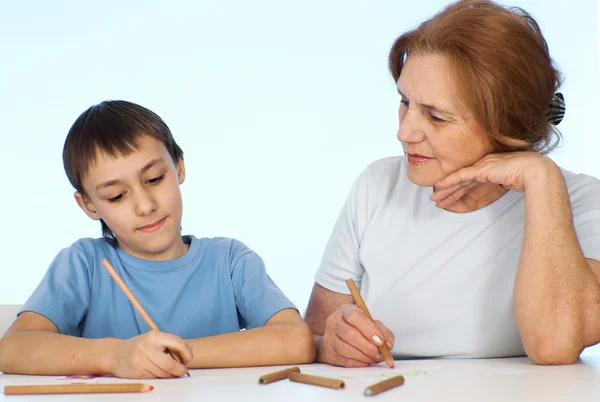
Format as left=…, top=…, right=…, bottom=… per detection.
left=341, top=304, right=386, bottom=348
left=435, top=181, right=482, bottom=208
left=374, top=320, right=395, bottom=350
left=334, top=318, right=380, bottom=363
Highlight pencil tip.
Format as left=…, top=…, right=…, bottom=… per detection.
left=390, top=363, right=395, bottom=369
left=149, top=386, right=154, bottom=391
left=186, top=372, right=191, bottom=377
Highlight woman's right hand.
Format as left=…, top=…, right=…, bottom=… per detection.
left=318, top=303, right=395, bottom=367
left=108, top=330, right=193, bottom=378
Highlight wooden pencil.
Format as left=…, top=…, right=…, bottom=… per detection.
left=345, top=279, right=395, bottom=369
left=364, top=375, right=405, bottom=396
left=258, top=367, right=301, bottom=384
left=4, top=383, right=153, bottom=395
left=101, top=258, right=191, bottom=377
left=288, top=372, right=345, bottom=389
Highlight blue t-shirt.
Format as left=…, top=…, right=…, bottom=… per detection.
left=20, top=235, right=296, bottom=339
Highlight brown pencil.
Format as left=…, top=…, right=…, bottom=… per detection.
left=4, top=383, right=153, bottom=395
left=364, top=375, right=405, bottom=396
left=259, top=367, right=301, bottom=384
left=288, top=372, right=345, bottom=389
left=345, top=279, right=395, bottom=369
left=101, top=258, right=191, bottom=377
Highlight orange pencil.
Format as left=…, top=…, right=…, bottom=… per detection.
left=364, top=375, right=405, bottom=396
left=288, top=372, right=345, bottom=389
left=259, top=367, right=301, bottom=384
left=101, top=258, right=191, bottom=377
left=345, top=279, right=395, bottom=369
left=4, top=383, right=153, bottom=395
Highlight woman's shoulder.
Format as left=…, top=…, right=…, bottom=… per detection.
left=359, top=155, right=409, bottom=189
left=364, top=155, right=406, bottom=175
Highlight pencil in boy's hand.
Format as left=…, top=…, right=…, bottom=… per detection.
left=4, top=383, right=153, bottom=395
left=364, top=375, right=405, bottom=396
left=345, top=279, right=395, bottom=369
left=101, top=258, right=191, bottom=377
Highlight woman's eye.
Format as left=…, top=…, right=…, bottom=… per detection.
left=430, top=114, right=445, bottom=122
left=108, top=193, right=124, bottom=203
left=148, top=175, right=164, bottom=184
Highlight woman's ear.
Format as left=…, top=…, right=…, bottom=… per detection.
left=74, top=192, right=101, bottom=221
left=176, top=159, right=186, bottom=184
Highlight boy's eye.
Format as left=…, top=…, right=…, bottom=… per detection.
left=108, top=193, right=125, bottom=203
left=148, top=175, right=164, bottom=184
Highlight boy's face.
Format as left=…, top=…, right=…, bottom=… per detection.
left=75, top=135, right=187, bottom=261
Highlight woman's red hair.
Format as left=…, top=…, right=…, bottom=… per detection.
left=389, top=0, right=562, bottom=153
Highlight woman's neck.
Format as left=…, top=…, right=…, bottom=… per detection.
left=442, top=182, right=509, bottom=213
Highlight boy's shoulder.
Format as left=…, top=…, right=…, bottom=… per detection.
left=60, top=237, right=117, bottom=261
left=189, top=235, right=256, bottom=263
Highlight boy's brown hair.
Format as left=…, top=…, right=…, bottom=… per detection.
left=63, top=100, right=184, bottom=243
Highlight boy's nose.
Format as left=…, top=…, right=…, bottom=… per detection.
left=134, top=190, right=157, bottom=216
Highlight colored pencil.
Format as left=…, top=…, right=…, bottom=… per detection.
left=288, top=372, right=345, bottom=389
left=345, top=279, right=395, bottom=369
left=259, top=367, right=301, bottom=384
left=364, top=375, right=405, bottom=396
left=4, top=383, right=153, bottom=395
left=101, top=258, right=191, bottom=377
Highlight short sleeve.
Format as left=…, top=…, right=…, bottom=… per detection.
left=314, top=168, right=371, bottom=294
left=568, top=174, right=600, bottom=262
left=230, top=241, right=296, bottom=329
left=20, top=245, right=91, bottom=335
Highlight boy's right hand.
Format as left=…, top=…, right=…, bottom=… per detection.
left=109, top=330, right=193, bottom=378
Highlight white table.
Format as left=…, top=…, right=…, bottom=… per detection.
left=2, top=357, right=599, bottom=401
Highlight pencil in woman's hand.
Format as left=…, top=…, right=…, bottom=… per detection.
left=4, top=383, right=153, bottom=395
left=101, top=258, right=191, bottom=377
left=345, top=279, right=395, bottom=369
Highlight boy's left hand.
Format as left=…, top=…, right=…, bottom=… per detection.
left=108, top=330, right=193, bottom=378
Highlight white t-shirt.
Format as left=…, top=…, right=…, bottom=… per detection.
left=315, top=156, right=600, bottom=358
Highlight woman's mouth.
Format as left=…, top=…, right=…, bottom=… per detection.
left=407, top=153, right=434, bottom=165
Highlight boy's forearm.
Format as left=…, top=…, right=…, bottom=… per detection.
left=0, top=331, right=117, bottom=375
left=187, top=324, right=316, bottom=368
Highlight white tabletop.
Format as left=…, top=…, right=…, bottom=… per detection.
left=1, top=356, right=599, bottom=401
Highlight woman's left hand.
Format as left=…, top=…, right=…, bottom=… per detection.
left=430, top=152, right=560, bottom=208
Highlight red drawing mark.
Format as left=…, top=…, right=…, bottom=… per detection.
left=62, top=375, right=99, bottom=380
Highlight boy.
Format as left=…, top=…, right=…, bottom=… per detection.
left=0, top=100, right=315, bottom=378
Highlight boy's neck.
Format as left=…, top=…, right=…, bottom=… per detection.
left=117, top=235, right=190, bottom=262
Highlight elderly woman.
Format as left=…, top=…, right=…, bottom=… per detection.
left=304, top=0, right=600, bottom=366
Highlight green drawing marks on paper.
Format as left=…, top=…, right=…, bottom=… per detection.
left=380, top=369, right=428, bottom=377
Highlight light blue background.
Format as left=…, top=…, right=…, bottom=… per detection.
left=1, top=0, right=598, bottom=355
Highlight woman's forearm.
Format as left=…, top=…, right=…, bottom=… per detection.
left=514, top=165, right=600, bottom=364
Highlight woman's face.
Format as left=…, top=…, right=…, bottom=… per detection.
left=397, top=52, right=495, bottom=187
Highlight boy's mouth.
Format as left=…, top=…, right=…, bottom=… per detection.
left=138, top=217, right=166, bottom=233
